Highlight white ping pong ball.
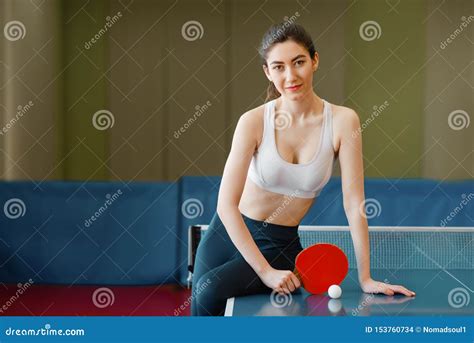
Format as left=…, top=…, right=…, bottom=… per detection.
left=328, top=284, right=342, bottom=299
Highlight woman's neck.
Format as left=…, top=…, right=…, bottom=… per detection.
left=276, top=93, right=324, bottom=120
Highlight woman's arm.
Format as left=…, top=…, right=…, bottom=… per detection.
left=216, top=111, right=272, bottom=275
left=217, top=111, right=300, bottom=294
left=338, top=109, right=370, bottom=283
left=338, top=109, right=415, bottom=297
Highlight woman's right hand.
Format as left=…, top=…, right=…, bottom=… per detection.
left=259, top=266, right=301, bottom=294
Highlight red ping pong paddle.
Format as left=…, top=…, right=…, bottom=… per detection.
left=294, top=243, right=349, bottom=294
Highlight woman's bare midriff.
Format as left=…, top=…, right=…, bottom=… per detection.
left=238, top=177, right=315, bottom=226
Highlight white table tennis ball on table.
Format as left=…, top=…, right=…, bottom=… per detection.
left=328, top=284, right=342, bottom=299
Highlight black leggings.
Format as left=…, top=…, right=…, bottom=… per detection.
left=191, top=211, right=303, bottom=316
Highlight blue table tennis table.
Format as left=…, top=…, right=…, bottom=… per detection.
left=189, top=225, right=473, bottom=317
left=225, top=268, right=473, bottom=316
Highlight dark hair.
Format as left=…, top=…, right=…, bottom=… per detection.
left=258, top=23, right=316, bottom=102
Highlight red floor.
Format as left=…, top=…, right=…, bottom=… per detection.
left=0, top=283, right=192, bottom=316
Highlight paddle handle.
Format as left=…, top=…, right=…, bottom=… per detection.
left=293, top=268, right=301, bottom=281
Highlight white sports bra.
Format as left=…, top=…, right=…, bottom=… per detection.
left=247, top=98, right=338, bottom=199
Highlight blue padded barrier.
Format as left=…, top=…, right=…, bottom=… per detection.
left=0, top=177, right=472, bottom=286
left=0, top=180, right=179, bottom=285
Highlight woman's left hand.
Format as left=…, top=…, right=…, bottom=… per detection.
left=360, top=278, right=416, bottom=297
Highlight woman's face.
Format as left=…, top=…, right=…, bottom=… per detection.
left=263, top=40, right=318, bottom=100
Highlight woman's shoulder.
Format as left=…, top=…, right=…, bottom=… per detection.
left=329, top=103, right=361, bottom=153
left=238, top=102, right=267, bottom=148
left=330, top=102, right=359, bottom=121
left=240, top=102, right=266, bottom=122
left=330, top=103, right=360, bottom=132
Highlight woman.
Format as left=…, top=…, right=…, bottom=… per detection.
left=191, top=23, right=415, bottom=316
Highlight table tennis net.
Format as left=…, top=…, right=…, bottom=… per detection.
left=190, top=226, right=473, bottom=270
left=296, top=227, right=472, bottom=270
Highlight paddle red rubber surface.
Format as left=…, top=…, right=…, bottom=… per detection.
left=295, top=243, right=349, bottom=294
